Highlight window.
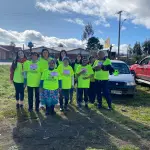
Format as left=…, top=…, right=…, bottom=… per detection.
left=112, top=62, right=130, bottom=74
left=140, top=58, right=150, bottom=65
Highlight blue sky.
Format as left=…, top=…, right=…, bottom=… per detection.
left=0, top=0, right=150, bottom=53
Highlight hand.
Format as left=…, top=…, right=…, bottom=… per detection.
left=79, top=69, right=86, bottom=75
left=94, top=66, right=101, bottom=71
left=10, top=80, right=13, bottom=84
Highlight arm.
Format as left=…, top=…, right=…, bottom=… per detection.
left=23, top=71, right=27, bottom=86
left=40, top=80, right=44, bottom=88
left=72, top=76, right=74, bottom=87
left=58, top=80, right=62, bottom=89
left=10, top=65, right=14, bottom=82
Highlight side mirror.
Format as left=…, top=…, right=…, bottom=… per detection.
left=135, top=61, right=139, bottom=64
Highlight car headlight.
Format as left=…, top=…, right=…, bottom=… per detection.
left=126, top=82, right=136, bottom=86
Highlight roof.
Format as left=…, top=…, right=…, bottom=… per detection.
left=111, top=60, right=126, bottom=64
left=50, top=47, right=85, bottom=52
left=0, top=45, right=22, bottom=51
left=0, top=46, right=10, bottom=52
left=24, top=46, right=85, bottom=52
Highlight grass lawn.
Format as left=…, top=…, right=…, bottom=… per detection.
left=0, top=65, right=150, bottom=150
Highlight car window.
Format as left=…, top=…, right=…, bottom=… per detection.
left=112, top=63, right=130, bottom=74
left=140, top=58, right=150, bottom=65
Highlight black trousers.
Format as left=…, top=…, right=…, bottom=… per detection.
left=95, top=80, right=112, bottom=108
left=88, top=82, right=96, bottom=103
left=13, top=82, right=24, bottom=101
left=59, top=89, right=70, bottom=108
left=77, top=88, right=88, bottom=104
left=27, top=86, right=40, bottom=110
left=69, top=88, right=74, bottom=101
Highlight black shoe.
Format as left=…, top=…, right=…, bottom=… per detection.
left=45, top=112, right=50, bottom=116
left=98, top=104, right=102, bottom=109
left=107, top=107, right=113, bottom=111
left=28, top=109, right=33, bottom=112
left=85, top=103, right=89, bottom=109
left=35, top=109, right=39, bottom=113
left=64, top=106, right=69, bottom=111
left=51, top=111, right=56, bottom=115
left=77, top=103, right=82, bottom=108
left=20, top=104, right=24, bottom=109
left=16, top=104, right=19, bottom=109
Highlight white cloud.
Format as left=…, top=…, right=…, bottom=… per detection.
left=98, top=30, right=103, bottom=34
left=121, top=26, right=127, bottom=31
left=112, top=44, right=129, bottom=54
left=36, top=0, right=150, bottom=29
left=104, top=23, right=111, bottom=28
left=0, top=28, right=85, bottom=49
left=64, top=18, right=85, bottom=26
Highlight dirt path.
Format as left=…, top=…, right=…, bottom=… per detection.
left=0, top=105, right=150, bottom=150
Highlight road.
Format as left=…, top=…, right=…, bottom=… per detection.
left=0, top=62, right=11, bottom=65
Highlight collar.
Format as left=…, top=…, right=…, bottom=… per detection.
left=49, top=67, right=54, bottom=71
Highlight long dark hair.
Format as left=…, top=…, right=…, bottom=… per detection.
left=75, top=54, right=82, bottom=64
left=59, top=50, right=67, bottom=61
left=12, top=50, right=26, bottom=70
left=41, top=48, right=50, bottom=58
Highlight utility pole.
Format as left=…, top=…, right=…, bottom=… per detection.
left=117, top=11, right=123, bottom=58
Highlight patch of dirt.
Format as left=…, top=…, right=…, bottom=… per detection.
left=0, top=106, right=150, bottom=150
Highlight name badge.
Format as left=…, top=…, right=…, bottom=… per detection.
left=51, top=72, right=58, bottom=77
left=63, top=70, right=70, bottom=75
left=30, top=64, right=37, bottom=70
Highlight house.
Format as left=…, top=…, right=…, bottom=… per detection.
left=24, top=46, right=90, bottom=60
left=0, top=45, right=22, bottom=60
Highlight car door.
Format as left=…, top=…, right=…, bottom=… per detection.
left=138, top=58, right=149, bottom=80
left=135, top=60, right=144, bottom=79
left=144, top=58, right=150, bottom=81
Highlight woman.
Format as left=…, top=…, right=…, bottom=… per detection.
left=39, top=48, right=53, bottom=109
left=88, top=56, right=96, bottom=103
left=70, top=54, right=82, bottom=104
left=57, top=57, right=74, bottom=111
left=40, top=59, right=61, bottom=115
left=24, top=52, right=41, bottom=112
left=72, top=54, right=82, bottom=73
left=10, top=50, right=27, bottom=109
left=76, top=57, right=94, bottom=108
left=39, top=48, right=52, bottom=73
left=57, top=50, right=67, bottom=66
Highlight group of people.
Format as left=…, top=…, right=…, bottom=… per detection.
left=10, top=48, right=114, bottom=116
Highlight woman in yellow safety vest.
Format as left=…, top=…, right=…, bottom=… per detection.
left=10, top=50, right=27, bottom=109
left=24, top=52, right=41, bottom=112
left=56, top=50, right=67, bottom=66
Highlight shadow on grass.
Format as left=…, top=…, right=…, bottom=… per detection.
left=11, top=103, right=150, bottom=150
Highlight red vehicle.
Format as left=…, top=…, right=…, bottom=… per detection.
left=130, top=56, right=150, bottom=83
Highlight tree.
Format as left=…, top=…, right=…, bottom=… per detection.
left=10, top=42, right=16, bottom=58
left=82, top=23, right=94, bottom=41
left=58, top=43, right=64, bottom=47
left=142, top=40, right=150, bottom=55
left=28, top=42, right=34, bottom=53
left=86, top=37, right=103, bottom=53
left=133, top=42, right=142, bottom=56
